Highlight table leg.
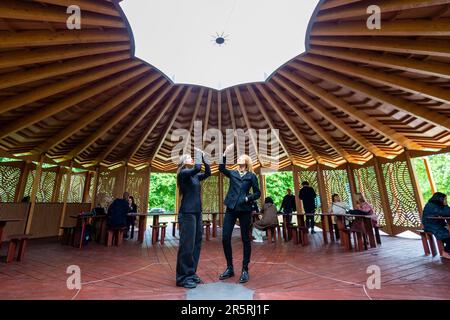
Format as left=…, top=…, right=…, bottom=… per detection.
left=153, top=215, right=160, bottom=241
left=364, top=219, right=377, bottom=248
left=328, top=216, right=335, bottom=242
left=79, top=220, right=86, bottom=249
left=0, top=223, right=6, bottom=249
left=321, top=216, right=328, bottom=244
left=212, top=213, right=217, bottom=238
left=138, top=216, right=146, bottom=243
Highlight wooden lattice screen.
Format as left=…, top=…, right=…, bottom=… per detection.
left=25, top=168, right=57, bottom=202
left=96, top=168, right=119, bottom=206
left=202, top=175, right=219, bottom=213
left=0, top=162, right=22, bottom=202
left=126, top=167, right=148, bottom=210
left=322, top=169, right=352, bottom=213
left=68, top=173, right=86, bottom=203
left=382, top=160, right=421, bottom=228
left=297, top=169, right=321, bottom=212
left=353, top=165, right=385, bottom=227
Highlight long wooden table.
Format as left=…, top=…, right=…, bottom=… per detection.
left=0, top=219, right=22, bottom=248
left=70, top=214, right=107, bottom=249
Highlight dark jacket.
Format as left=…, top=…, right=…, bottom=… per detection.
left=281, top=194, right=296, bottom=213
left=178, top=152, right=211, bottom=213
left=299, top=186, right=317, bottom=213
left=219, top=156, right=261, bottom=212
left=422, top=202, right=450, bottom=240
left=107, top=198, right=129, bottom=227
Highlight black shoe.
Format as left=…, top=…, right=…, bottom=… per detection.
left=176, top=279, right=197, bottom=289
left=192, top=274, right=202, bottom=284
left=311, top=230, right=316, bottom=234
left=239, top=270, right=249, bottom=283
left=219, top=266, right=235, bottom=280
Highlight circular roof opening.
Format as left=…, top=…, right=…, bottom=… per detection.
left=119, top=0, right=321, bottom=90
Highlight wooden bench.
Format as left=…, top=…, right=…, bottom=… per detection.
left=418, top=230, right=442, bottom=257
left=265, top=224, right=281, bottom=243
left=59, top=226, right=75, bottom=246
left=106, top=227, right=126, bottom=247
left=159, top=222, right=167, bottom=245
left=290, top=225, right=309, bottom=246
left=6, top=234, right=30, bottom=263
left=203, top=220, right=211, bottom=241
left=349, top=227, right=367, bottom=251
left=172, top=221, right=179, bottom=237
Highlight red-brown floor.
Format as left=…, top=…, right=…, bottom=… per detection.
left=0, top=228, right=449, bottom=300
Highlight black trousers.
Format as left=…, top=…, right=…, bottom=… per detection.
left=443, top=238, right=450, bottom=253
left=176, top=212, right=203, bottom=284
left=283, top=210, right=293, bottom=224
left=304, top=208, right=316, bottom=231
left=125, top=216, right=135, bottom=238
left=222, top=209, right=252, bottom=271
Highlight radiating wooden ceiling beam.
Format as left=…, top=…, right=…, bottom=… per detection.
left=203, top=89, right=213, bottom=132
left=311, top=18, right=450, bottom=36
left=309, top=37, right=450, bottom=57
left=266, top=82, right=358, bottom=164
left=271, top=75, right=388, bottom=158
left=0, top=51, right=130, bottom=90
left=0, top=64, right=149, bottom=140
left=66, top=78, right=167, bottom=160
left=255, top=84, right=321, bottom=165
left=150, top=87, right=193, bottom=163
left=186, top=87, right=206, bottom=151
left=127, top=86, right=184, bottom=162
left=300, top=54, right=450, bottom=104
left=309, top=46, right=450, bottom=79
left=320, top=0, right=361, bottom=10
left=96, top=84, right=174, bottom=163
left=292, top=61, right=450, bottom=131
left=317, top=0, right=450, bottom=22
left=32, top=0, right=120, bottom=16
left=0, top=29, right=129, bottom=48
left=0, top=43, right=130, bottom=69
left=33, top=73, right=160, bottom=154
left=0, top=59, right=143, bottom=115
left=277, top=69, right=425, bottom=151
left=246, top=84, right=293, bottom=164
left=0, top=0, right=125, bottom=27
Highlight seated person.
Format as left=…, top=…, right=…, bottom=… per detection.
left=107, top=192, right=130, bottom=229
left=329, top=193, right=351, bottom=239
left=252, top=197, right=279, bottom=242
left=422, top=192, right=450, bottom=260
left=349, top=193, right=378, bottom=229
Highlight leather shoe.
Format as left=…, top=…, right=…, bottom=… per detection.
left=219, top=266, right=235, bottom=280
left=192, top=274, right=202, bottom=283
left=239, top=270, right=249, bottom=283
left=176, top=279, right=197, bottom=289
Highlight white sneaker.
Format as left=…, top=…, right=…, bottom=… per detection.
left=253, top=239, right=263, bottom=243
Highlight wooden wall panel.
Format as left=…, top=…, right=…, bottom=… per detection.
left=0, top=203, right=29, bottom=238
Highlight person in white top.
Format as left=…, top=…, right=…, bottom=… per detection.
left=329, top=194, right=351, bottom=240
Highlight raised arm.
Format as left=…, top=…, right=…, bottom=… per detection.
left=178, top=151, right=202, bottom=178
left=219, top=155, right=232, bottom=178
left=198, top=154, right=211, bottom=181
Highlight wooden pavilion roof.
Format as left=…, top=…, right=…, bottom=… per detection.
left=0, top=0, right=449, bottom=172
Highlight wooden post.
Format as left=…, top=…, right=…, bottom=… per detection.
left=52, top=166, right=64, bottom=202
left=15, top=161, right=30, bottom=203
left=58, top=161, right=73, bottom=234
left=292, top=166, right=303, bottom=213
left=316, top=164, right=329, bottom=214
left=259, top=171, right=266, bottom=201
left=90, top=166, right=100, bottom=210
left=82, top=171, right=91, bottom=203
left=346, top=163, right=358, bottom=208
left=25, top=154, right=45, bottom=235
left=423, top=157, right=437, bottom=195
left=142, top=166, right=151, bottom=214
left=405, top=150, right=424, bottom=216
left=373, top=157, right=395, bottom=235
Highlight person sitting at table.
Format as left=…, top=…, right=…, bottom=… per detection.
left=422, top=192, right=450, bottom=260
left=351, top=194, right=378, bottom=227
left=329, top=194, right=351, bottom=240
left=252, top=197, right=279, bottom=243
left=299, top=181, right=317, bottom=234
left=107, top=192, right=130, bottom=230
left=280, top=188, right=296, bottom=224
left=125, top=196, right=138, bottom=239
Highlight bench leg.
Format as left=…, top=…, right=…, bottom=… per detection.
left=427, top=234, right=438, bottom=257
left=6, top=240, right=17, bottom=263
left=172, top=223, right=176, bottom=237
left=160, top=227, right=166, bottom=245
left=292, top=228, right=298, bottom=245
left=116, top=230, right=124, bottom=246
left=17, top=239, right=27, bottom=262
left=301, top=230, right=309, bottom=246
left=437, top=240, right=444, bottom=256
left=107, top=231, right=114, bottom=247
left=420, top=234, right=430, bottom=256
left=266, top=228, right=272, bottom=243
left=152, top=227, right=158, bottom=244
left=205, top=225, right=210, bottom=241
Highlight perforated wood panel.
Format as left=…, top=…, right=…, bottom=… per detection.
left=0, top=163, right=21, bottom=202
left=202, top=175, right=219, bottom=214
left=68, top=173, right=86, bottom=203
left=323, top=169, right=352, bottom=212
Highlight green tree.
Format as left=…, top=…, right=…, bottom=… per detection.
left=264, top=171, right=294, bottom=209
left=149, top=173, right=177, bottom=212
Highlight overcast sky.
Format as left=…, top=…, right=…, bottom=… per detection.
left=120, top=0, right=320, bottom=90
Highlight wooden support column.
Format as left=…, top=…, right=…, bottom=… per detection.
left=423, top=157, right=437, bottom=195
left=15, top=161, right=30, bottom=202
left=142, top=166, right=151, bottom=214
left=118, top=163, right=128, bottom=197
left=58, top=162, right=73, bottom=234
left=292, top=166, right=303, bottom=213
left=90, top=166, right=100, bottom=210
left=316, top=164, right=329, bottom=214
left=405, top=150, right=424, bottom=216
left=82, top=171, right=92, bottom=203
left=25, top=154, right=44, bottom=235
left=52, top=166, right=64, bottom=202
left=346, top=163, right=358, bottom=208
left=373, top=157, right=395, bottom=235
left=259, top=171, right=266, bottom=201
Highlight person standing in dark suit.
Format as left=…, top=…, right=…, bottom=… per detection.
left=280, top=188, right=296, bottom=224
left=219, top=143, right=261, bottom=284
left=299, top=181, right=317, bottom=234
left=175, top=148, right=211, bottom=289
left=107, top=192, right=130, bottom=229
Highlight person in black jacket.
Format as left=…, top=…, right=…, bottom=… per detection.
left=107, top=192, right=130, bottom=229
left=175, top=148, right=211, bottom=289
left=219, top=143, right=261, bottom=284
left=280, top=188, right=296, bottom=224
left=125, top=196, right=138, bottom=239
left=299, top=181, right=317, bottom=234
